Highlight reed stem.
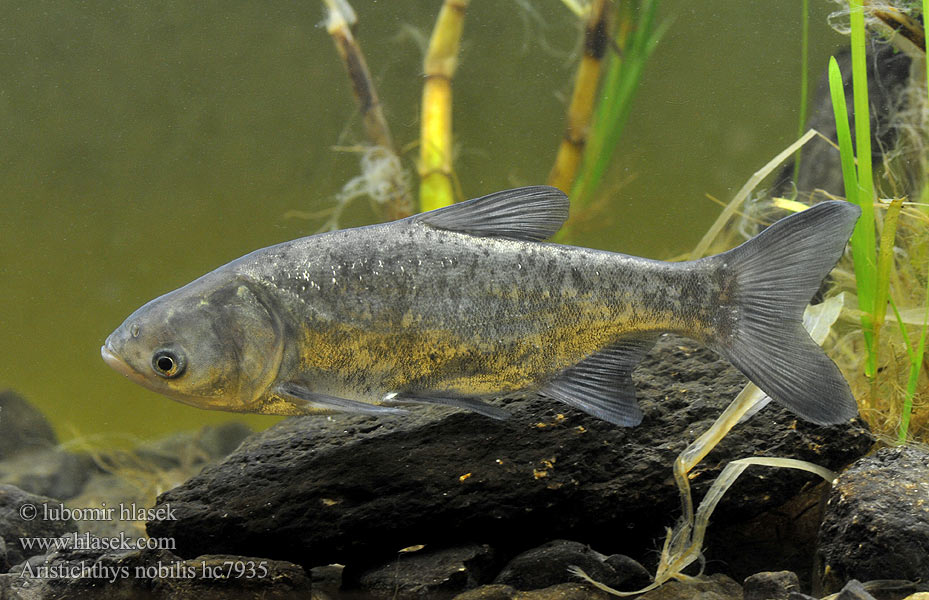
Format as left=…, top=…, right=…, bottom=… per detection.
left=547, top=0, right=611, bottom=194
left=419, top=0, right=469, bottom=212
left=322, top=0, right=411, bottom=219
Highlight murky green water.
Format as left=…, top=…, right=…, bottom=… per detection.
left=1, top=1, right=845, bottom=442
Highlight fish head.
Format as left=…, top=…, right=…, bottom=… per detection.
left=101, top=274, right=284, bottom=412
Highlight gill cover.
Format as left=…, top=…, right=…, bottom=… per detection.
left=207, top=281, right=285, bottom=408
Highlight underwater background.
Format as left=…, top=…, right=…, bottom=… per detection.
left=1, top=1, right=845, bottom=442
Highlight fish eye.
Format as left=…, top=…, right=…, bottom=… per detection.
left=151, top=349, right=186, bottom=379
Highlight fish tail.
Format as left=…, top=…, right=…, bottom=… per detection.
left=708, top=201, right=861, bottom=424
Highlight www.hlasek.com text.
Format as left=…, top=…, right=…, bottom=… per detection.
left=20, top=532, right=175, bottom=553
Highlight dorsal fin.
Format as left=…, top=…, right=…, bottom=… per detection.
left=412, top=186, right=569, bottom=242
left=540, top=336, right=656, bottom=426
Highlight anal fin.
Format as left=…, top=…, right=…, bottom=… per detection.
left=540, top=337, right=655, bottom=426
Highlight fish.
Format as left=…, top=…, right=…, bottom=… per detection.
left=101, top=186, right=860, bottom=426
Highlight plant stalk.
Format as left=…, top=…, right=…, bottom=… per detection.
left=419, top=0, right=469, bottom=212
left=547, top=0, right=611, bottom=194
left=322, top=0, right=411, bottom=219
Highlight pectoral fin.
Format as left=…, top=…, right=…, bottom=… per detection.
left=540, top=337, right=656, bottom=426
left=272, top=382, right=408, bottom=416
left=385, top=392, right=511, bottom=420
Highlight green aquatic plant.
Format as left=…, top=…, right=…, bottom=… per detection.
left=558, top=0, right=665, bottom=240
left=882, top=0, right=929, bottom=443
left=895, top=0, right=929, bottom=443
left=824, top=0, right=929, bottom=444
left=793, top=0, right=810, bottom=184
left=890, top=280, right=929, bottom=442
left=828, top=6, right=878, bottom=379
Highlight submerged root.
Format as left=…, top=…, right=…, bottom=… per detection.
left=339, top=146, right=411, bottom=209
left=311, top=145, right=412, bottom=232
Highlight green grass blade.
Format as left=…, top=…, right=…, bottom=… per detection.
left=848, top=0, right=878, bottom=357
left=828, top=55, right=876, bottom=375
left=898, top=0, right=929, bottom=441
left=898, top=273, right=929, bottom=443
left=889, top=296, right=916, bottom=365
left=570, top=0, right=666, bottom=211
left=828, top=57, right=858, bottom=208
left=849, top=0, right=875, bottom=207
left=873, top=198, right=903, bottom=336
left=792, top=0, right=809, bottom=184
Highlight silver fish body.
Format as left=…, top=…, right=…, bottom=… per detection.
left=102, top=187, right=860, bottom=426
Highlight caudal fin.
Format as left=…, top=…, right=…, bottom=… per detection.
left=710, top=201, right=861, bottom=425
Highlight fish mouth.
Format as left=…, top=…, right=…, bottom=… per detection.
left=101, top=341, right=147, bottom=385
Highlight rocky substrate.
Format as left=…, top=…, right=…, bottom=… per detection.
left=5, top=332, right=929, bottom=599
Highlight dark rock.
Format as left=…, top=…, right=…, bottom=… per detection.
left=7, top=547, right=178, bottom=599
left=0, top=448, right=95, bottom=501
left=0, top=546, right=312, bottom=599
left=0, top=390, right=57, bottom=460
left=346, top=544, right=495, bottom=599
left=65, top=472, right=152, bottom=540
left=0, top=536, right=7, bottom=573
left=310, top=563, right=343, bottom=588
left=0, top=484, right=77, bottom=567
left=789, top=587, right=924, bottom=600
left=153, top=553, right=312, bottom=599
left=638, top=573, right=742, bottom=600
left=711, top=483, right=829, bottom=588
left=743, top=571, right=800, bottom=600
left=493, top=540, right=631, bottom=592
left=454, top=582, right=613, bottom=600
left=603, top=553, right=652, bottom=591
left=817, top=446, right=929, bottom=594
left=517, top=583, right=613, bottom=600
left=834, top=580, right=879, bottom=600
left=149, top=336, right=872, bottom=572
left=453, top=584, right=517, bottom=600
left=198, top=422, right=253, bottom=458
left=134, top=422, right=253, bottom=471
